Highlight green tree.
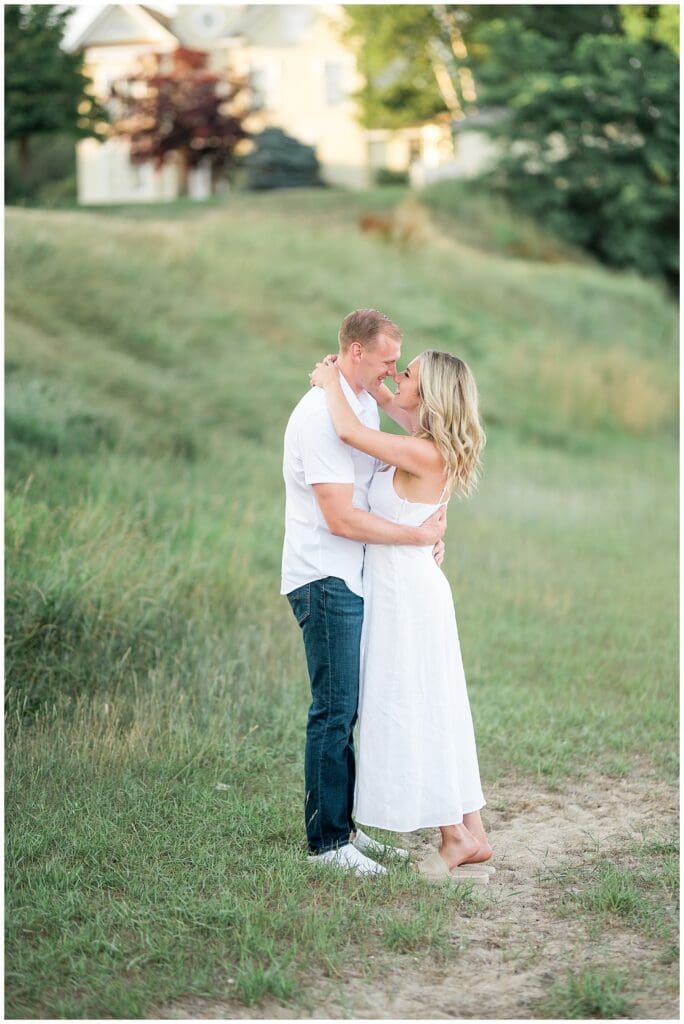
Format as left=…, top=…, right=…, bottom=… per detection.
left=341, top=6, right=453, bottom=128
left=4, top=5, right=107, bottom=178
left=340, top=5, right=677, bottom=280
left=340, top=5, right=624, bottom=129
left=466, top=6, right=678, bottom=281
left=243, top=127, right=322, bottom=190
left=620, top=4, right=679, bottom=54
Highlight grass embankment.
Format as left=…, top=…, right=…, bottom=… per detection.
left=5, top=186, right=679, bottom=1017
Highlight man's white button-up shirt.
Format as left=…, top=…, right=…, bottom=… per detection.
left=281, top=373, right=379, bottom=599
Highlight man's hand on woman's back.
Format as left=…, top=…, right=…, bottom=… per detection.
left=418, top=506, right=447, bottom=546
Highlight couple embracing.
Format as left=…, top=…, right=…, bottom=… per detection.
left=281, top=309, right=493, bottom=884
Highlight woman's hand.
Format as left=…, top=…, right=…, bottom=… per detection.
left=309, top=360, right=340, bottom=389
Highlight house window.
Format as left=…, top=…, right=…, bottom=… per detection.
left=248, top=64, right=280, bottom=111
left=409, top=138, right=422, bottom=163
left=191, top=6, right=227, bottom=38
left=131, top=163, right=144, bottom=190
left=324, top=61, right=344, bottom=106
left=249, top=67, right=268, bottom=110
left=248, top=67, right=270, bottom=110
left=368, top=139, right=387, bottom=168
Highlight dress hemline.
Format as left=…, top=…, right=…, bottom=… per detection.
left=355, top=798, right=487, bottom=834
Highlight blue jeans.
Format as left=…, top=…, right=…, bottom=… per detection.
left=287, top=577, right=363, bottom=854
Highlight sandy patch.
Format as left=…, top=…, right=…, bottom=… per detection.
left=157, top=767, right=678, bottom=1019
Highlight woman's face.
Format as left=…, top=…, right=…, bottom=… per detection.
left=394, top=357, right=421, bottom=411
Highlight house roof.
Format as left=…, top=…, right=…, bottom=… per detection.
left=452, top=107, right=508, bottom=132
left=67, top=3, right=341, bottom=51
left=230, top=5, right=274, bottom=37
left=228, top=5, right=326, bottom=43
left=66, top=4, right=179, bottom=51
left=139, top=4, right=173, bottom=31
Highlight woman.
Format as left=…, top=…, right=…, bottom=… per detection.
left=309, top=350, right=492, bottom=882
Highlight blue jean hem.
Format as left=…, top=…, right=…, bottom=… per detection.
left=308, top=837, right=353, bottom=855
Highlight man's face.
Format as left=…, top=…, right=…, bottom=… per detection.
left=357, top=333, right=402, bottom=391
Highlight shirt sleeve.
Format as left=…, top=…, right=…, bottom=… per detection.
left=300, top=410, right=355, bottom=486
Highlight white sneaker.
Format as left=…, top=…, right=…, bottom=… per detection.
left=307, top=842, right=387, bottom=876
left=352, top=827, right=410, bottom=860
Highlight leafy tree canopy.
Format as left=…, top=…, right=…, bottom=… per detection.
left=619, top=4, right=679, bottom=53
left=465, top=5, right=679, bottom=280
left=4, top=5, right=107, bottom=146
left=342, top=4, right=678, bottom=280
left=340, top=4, right=626, bottom=129
left=341, top=6, right=449, bottom=128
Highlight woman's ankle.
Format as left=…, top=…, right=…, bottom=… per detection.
left=439, top=826, right=479, bottom=852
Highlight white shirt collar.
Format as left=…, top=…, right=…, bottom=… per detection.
left=339, top=370, right=375, bottom=416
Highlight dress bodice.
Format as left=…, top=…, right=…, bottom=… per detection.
left=368, top=464, right=449, bottom=527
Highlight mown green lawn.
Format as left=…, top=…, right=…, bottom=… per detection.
left=5, top=186, right=678, bottom=1017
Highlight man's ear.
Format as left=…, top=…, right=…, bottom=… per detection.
left=350, top=341, right=363, bottom=362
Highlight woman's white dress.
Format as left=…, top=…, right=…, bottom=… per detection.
left=354, top=464, right=485, bottom=833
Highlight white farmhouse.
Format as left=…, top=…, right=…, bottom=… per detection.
left=68, top=3, right=460, bottom=203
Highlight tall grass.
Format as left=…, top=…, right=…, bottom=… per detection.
left=5, top=188, right=678, bottom=1016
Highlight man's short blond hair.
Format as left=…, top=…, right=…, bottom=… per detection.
left=338, top=309, right=402, bottom=353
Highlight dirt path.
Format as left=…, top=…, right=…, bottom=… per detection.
left=158, top=767, right=678, bottom=1019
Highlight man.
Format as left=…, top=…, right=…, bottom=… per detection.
left=281, top=309, right=447, bottom=876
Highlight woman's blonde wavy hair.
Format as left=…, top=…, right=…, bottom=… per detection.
left=415, top=350, right=486, bottom=499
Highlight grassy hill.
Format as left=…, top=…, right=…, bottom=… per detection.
left=5, top=187, right=679, bottom=1017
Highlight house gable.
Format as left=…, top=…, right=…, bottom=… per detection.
left=68, top=4, right=179, bottom=50
left=170, top=6, right=247, bottom=49
left=232, top=5, right=317, bottom=49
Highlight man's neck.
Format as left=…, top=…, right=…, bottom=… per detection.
left=335, top=355, right=364, bottom=396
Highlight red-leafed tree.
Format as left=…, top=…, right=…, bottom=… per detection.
left=109, top=47, right=251, bottom=194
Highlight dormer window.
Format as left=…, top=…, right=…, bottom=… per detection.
left=191, top=6, right=224, bottom=38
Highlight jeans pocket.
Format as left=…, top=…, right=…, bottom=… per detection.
left=287, top=584, right=311, bottom=627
